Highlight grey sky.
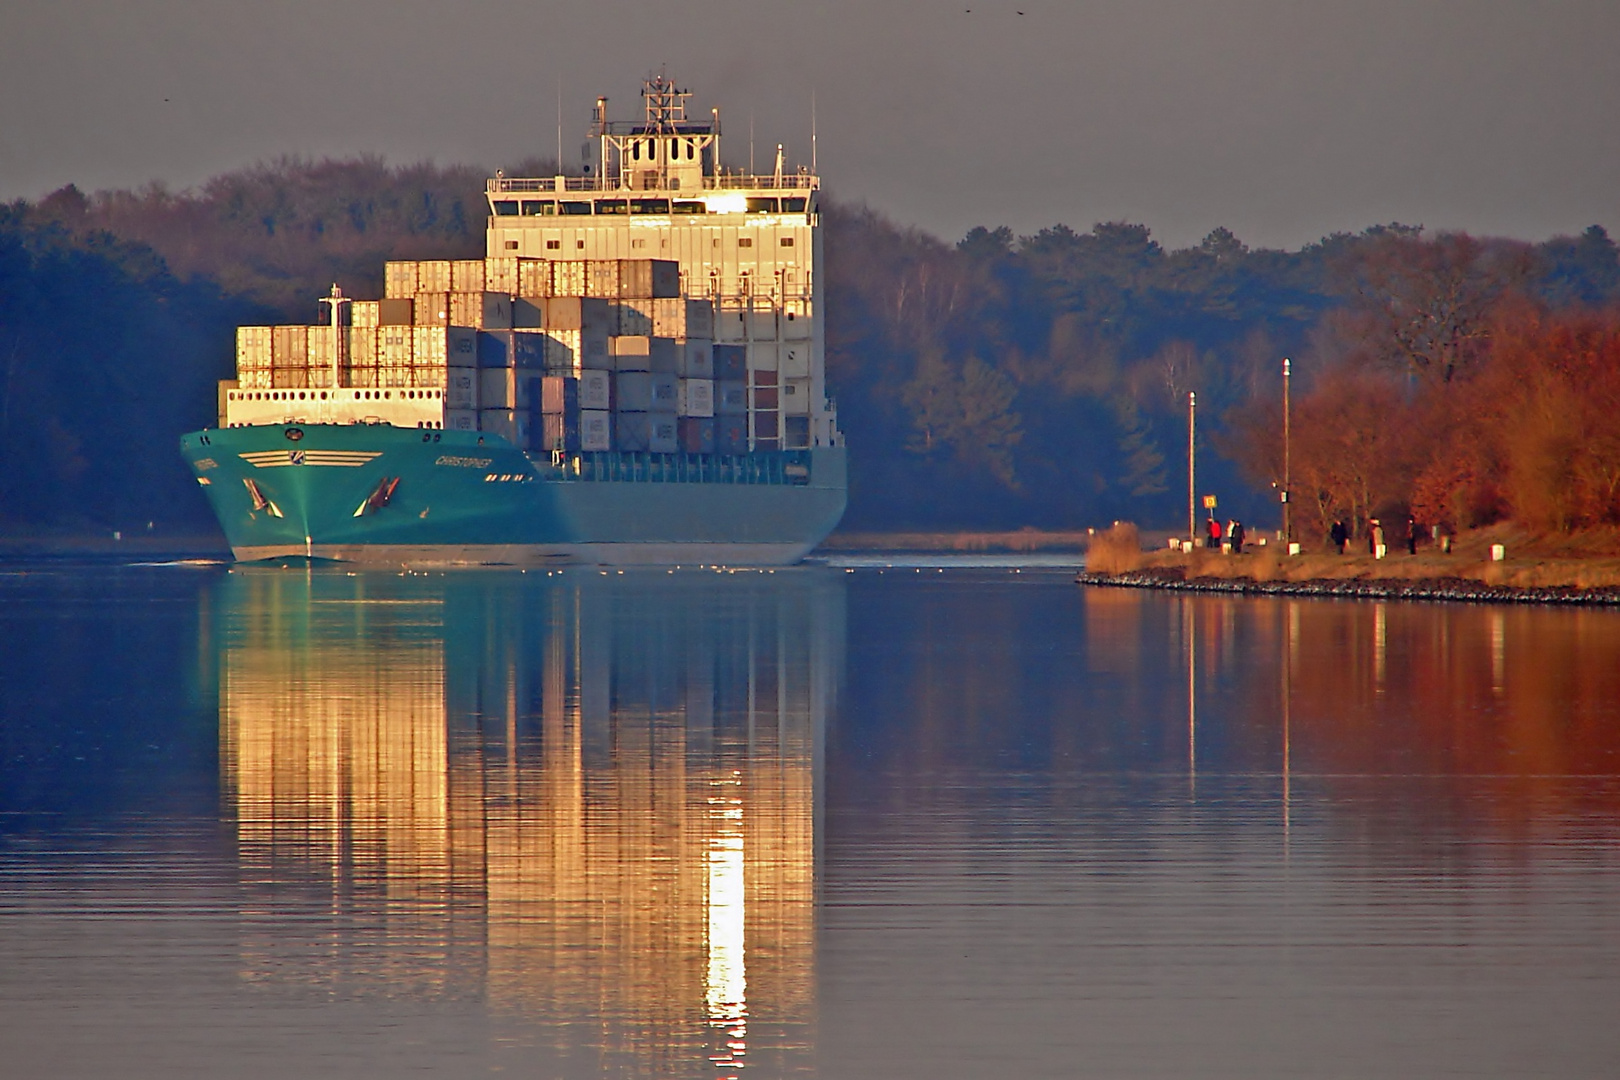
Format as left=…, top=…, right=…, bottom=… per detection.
left=2, top=0, right=1616, bottom=250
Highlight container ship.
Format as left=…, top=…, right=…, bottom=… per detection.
left=179, top=75, right=845, bottom=565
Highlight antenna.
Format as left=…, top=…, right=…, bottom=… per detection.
left=811, top=90, right=817, bottom=173
left=749, top=113, right=755, bottom=175
left=556, top=73, right=563, bottom=174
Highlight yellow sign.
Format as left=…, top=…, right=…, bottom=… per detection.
left=1202, top=495, right=1217, bottom=509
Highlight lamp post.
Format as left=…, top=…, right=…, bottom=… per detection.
left=1282, top=358, right=1291, bottom=545
left=1187, top=390, right=1196, bottom=546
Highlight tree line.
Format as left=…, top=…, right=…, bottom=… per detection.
left=2, top=155, right=1617, bottom=538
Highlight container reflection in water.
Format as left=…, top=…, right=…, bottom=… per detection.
left=216, top=568, right=840, bottom=1075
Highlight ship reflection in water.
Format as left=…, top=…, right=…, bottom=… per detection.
left=216, top=567, right=839, bottom=1077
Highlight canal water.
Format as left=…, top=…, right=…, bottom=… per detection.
left=2, top=563, right=1618, bottom=1078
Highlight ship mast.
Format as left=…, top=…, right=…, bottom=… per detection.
left=318, top=284, right=350, bottom=390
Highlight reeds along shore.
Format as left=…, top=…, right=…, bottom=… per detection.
left=1080, top=522, right=1620, bottom=593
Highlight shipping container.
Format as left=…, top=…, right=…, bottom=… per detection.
left=412, top=365, right=447, bottom=389
left=715, top=415, right=748, bottom=454
left=613, top=299, right=654, bottom=336
left=351, top=301, right=380, bottom=328
left=679, top=339, right=715, bottom=378
left=479, top=367, right=538, bottom=410
left=580, top=409, right=612, bottom=451
left=618, top=259, right=680, bottom=299
left=678, top=377, right=714, bottom=418
left=444, top=409, right=478, bottom=432
left=678, top=416, right=716, bottom=454
left=783, top=414, right=811, bottom=449
left=480, top=409, right=531, bottom=448
left=543, top=296, right=612, bottom=331
left=484, top=256, right=520, bottom=295
left=715, top=379, right=748, bottom=415
left=537, top=411, right=581, bottom=452
left=608, top=335, right=678, bottom=373
left=271, top=368, right=309, bottom=389
left=379, top=325, right=415, bottom=366
left=347, top=327, right=379, bottom=365
left=271, top=325, right=308, bottom=366
left=713, top=344, right=747, bottom=381
left=384, top=261, right=419, bottom=299
left=446, top=368, right=478, bottom=409
left=614, top=371, right=653, bottom=412
left=752, top=410, right=779, bottom=440
left=414, top=292, right=450, bottom=326
left=585, top=259, right=620, bottom=298
left=510, top=330, right=546, bottom=368
left=614, top=410, right=649, bottom=452
left=652, top=298, right=715, bottom=339
left=551, top=260, right=587, bottom=297
left=237, top=326, right=273, bottom=369
left=512, top=297, right=546, bottom=329
left=578, top=368, right=612, bottom=410
left=413, top=326, right=478, bottom=366
left=540, top=375, right=579, bottom=415
left=451, top=259, right=486, bottom=293
left=307, top=326, right=337, bottom=368
left=518, top=259, right=553, bottom=297
left=378, top=297, right=414, bottom=326
left=781, top=377, right=812, bottom=414
left=417, top=260, right=452, bottom=293
left=345, top=365, right=378, bottom=389
left=237, top=369, right=272, bottom=389
left=647, top=412, right=679, bottom=453
left=751, top=368, right=779, bottom=409
left=649, top=372, right=679, bottom=411
left=378, top=365, right=414, bottom=389
left=449, top=291, right=512, bottom=329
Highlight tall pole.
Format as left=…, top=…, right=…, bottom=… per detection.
left=1187, top=390, right=1197, bottom=544
left=1282, top=358, right=1292, bottom=544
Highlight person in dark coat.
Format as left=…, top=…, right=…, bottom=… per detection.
left=1331, top=520, right=1348, bottom=554
left=1406, top=516, right=1419, bottom=555
left=1232, top=521, right=1246, bottom=553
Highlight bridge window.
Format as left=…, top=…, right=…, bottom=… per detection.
left=558, top=201, right=592, bottom=215
left=630, top=199, right=669, bottom=214
left=595, top=199, right=628, bottom=215
left=520, top=200, right=554, bottom=216
left=782, top=198, right=807, bottom=213
left=673, top=201, right=706, bottom=214
left=746, top=197, right=778, bottom=213
left=493, top=200, right=519, bottom=216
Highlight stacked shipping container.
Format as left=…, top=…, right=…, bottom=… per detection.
left=231, top=255, right=811, bottom=454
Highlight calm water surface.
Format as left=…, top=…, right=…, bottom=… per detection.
left=2, top=563, right=1618, bottom=1078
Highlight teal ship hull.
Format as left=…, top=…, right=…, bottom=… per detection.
left=180, top=425, right=846, bottom=566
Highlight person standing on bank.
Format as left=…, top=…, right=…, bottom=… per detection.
left=1207, top=517, right=1221, bottom=549
left=1331, top=520, right=1349, bottom=554
left=1406, top=517, right=1419, bottom=555
left=1231, top=520, right=1246, bottom=554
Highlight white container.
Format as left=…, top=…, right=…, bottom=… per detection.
left=678, top=378, right=714, bottom=418
left=1288, top=542, right=1301, bottom=556
left=579, top=369, right=612, bottom=410
left=1491, top=544, right=1506, bottom=561
left=779, top=343, right=810, bottom=378
left=580, top=409, right=612, bottom=451
left=384, top=261, right=419, bottom=299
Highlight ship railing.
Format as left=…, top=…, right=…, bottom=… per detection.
left=488, top=174, right=817, bottom=194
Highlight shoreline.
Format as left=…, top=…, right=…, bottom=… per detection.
left=1078, top=564, right=1620, bottom=606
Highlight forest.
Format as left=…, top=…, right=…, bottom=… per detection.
left=2, top=155, right=1618, bottom=540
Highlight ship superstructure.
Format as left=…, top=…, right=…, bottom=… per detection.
left=182, top=75, right=845, bottom=566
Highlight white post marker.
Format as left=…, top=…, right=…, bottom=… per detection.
left=1491, top=544, right=1506, bottom=562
